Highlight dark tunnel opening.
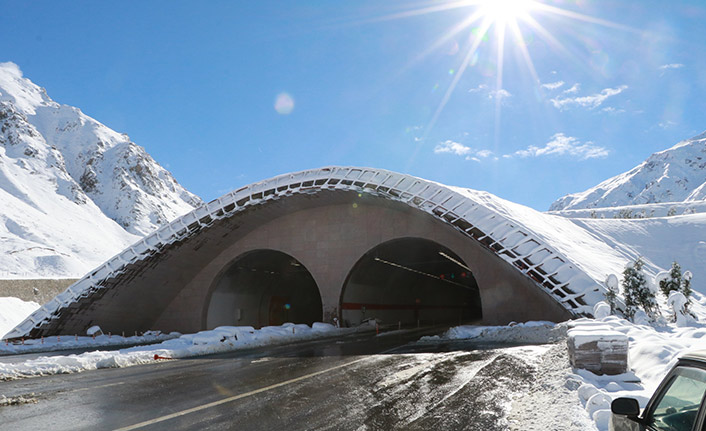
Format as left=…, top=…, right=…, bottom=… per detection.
left=205, top=250, right=323, bottom=329
left=340, top=238, right=482, bottom=327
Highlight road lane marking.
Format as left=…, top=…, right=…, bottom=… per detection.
left=112, top=358, right=367, bottom=431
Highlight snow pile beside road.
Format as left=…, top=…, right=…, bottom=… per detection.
left=0, top=330, right=177, bottom=355
left=425, top=321, right=567, bottom=344
left=568, top=315, right=706, bottom=431
left=428, top=317, right=706, bottom=431
left=0, top=322, right=345, bottom=380
left=0, top=297, right=39, bottom=339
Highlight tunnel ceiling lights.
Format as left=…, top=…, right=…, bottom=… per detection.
left=373, top=257, right=473, bottom=290
left=438, top=251, right=473, bottom=274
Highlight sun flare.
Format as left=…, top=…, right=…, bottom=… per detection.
left=372, top=0, right=632, bottom=148
left=476, top=0, right=537, bottom=23
left=366, top=0, right=633, bottom=161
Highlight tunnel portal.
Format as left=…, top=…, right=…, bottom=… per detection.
left=205, top=250, right=323, bottom=329
left=340, top=238, right=482, bottom=327
left=8, top=167, right=584, bottom=340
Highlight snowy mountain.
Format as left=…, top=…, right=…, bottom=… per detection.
left=550, top=132, right=706, bottom=211
left=0, top=62, right=202, bottom=278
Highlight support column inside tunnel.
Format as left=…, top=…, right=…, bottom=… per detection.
left=205, top=250, right=323, bottom=329
left=340, top=238, right=482, bottom=327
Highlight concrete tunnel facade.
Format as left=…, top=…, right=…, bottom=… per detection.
left=7, top=167, right=602, bottom=339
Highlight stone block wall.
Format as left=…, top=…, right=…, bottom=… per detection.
left=568, top=326, right=628, bottom=375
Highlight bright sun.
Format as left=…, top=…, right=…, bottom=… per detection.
left=476, top=0, right=537, bottom=23
left=374, top=0, right=630, bottom=146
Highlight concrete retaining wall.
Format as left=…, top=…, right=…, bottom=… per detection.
left=0, top=279, right=77, bottom=305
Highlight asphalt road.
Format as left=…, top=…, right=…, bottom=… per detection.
left=0, top=327, right=537, bottom=431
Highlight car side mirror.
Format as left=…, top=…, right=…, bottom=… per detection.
left=611, top=397, right=641, bottom=419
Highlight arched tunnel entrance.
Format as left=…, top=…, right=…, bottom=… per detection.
left=205, top=250, right=323, bottom=329
left=340, top=238, right=482, bottom=327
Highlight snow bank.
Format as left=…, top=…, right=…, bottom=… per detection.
left=0, top=322, right=345, bottom=380
left=572, top=213, right=706, bottom=295
left=422, top=321, right=567, bottom=344
left=568, top=316, right=706, bottom=431
left=432, top=317, right=706, bottom=431
left=0, top=331, right=176, bottom=355
left=0, top=297, right=39, bottom=339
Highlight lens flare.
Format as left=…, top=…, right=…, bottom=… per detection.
left=274, top=92, right=295, bottom=115
left=372, top=0, right=637, bottom=164
left=477, top=0, right=536, bottom=23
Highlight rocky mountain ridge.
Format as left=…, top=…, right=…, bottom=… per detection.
left=550, top=132, right=706, bottom=211
left=0, top=62, right=202, bottom=277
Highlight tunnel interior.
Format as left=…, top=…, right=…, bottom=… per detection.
left=340, top=237, right=482, bottom=327
left=205, top=250, right=323, bottom=329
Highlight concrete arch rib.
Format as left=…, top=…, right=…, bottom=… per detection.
left=7, top=166, right=605, bottom=339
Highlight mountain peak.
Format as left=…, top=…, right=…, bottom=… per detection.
left=0, top=64, right=202, bottom=277
left=0, top=62, right=54, bottom=115
left=669, top=130, right=706, bottom=151
left=550, top=133, right=706, bottom=211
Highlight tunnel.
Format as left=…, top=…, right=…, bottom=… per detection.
left=205, top=250, right=323, bottom=329
left=10, top=167, right=583, bottom=339
left=340, top=237, right=482, bottom=327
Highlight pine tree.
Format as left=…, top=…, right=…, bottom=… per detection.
left=659, top=262, right=694, bottom=317
left=622, top=262, right=640, bottom=320
left=682, top=270, right=693, bottom=315
left=622, top=257, right=658, bottom=321
left=604, top=274, right=619, bottom=315
left=660, top=262, right=682, bottom=297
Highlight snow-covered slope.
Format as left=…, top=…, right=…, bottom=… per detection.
left=452, top=186, right=706, bottom=311
left=550, top=132, right=706, bottom=211
left=0, top=62, right=202, bottom=278
left=569, top=213, right=706, bottom=292
left=0, top=297, right=39, bottom=338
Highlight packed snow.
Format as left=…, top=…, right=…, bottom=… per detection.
left=566, top=313, right=706, bottom=431
left=0, top=322, right=346, bottom=380
left=453, top=186, right=637, bottom=296
left=0, top=297, right=39, bottom=339
left=420, top=286, right=706, bottom=431
left=0, top=62, right=201, bottom=278
left=421, top=321, right=567, bottom=345
left=0, top=330, right=177, bottom=356
left=569, top=212, right=706, bottom=291
left=425, top=303, right=706, bottom=431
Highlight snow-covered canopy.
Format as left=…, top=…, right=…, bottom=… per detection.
left=6, top=166, right=622, bottom=339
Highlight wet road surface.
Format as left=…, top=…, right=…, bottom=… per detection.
left=0, top=327, right=541, bottom=430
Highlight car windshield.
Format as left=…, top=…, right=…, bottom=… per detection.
left=649, top=366, right=706, bottom=431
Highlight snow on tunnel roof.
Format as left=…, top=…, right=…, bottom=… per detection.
left=6, top=166, right=616, bottom=339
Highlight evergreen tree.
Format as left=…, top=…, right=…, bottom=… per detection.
left=682, top=270, right=693, bottom=315
left=622, top=258, right=658, bottom=321
left=604, top=274, right=620, bottom=315
left=659, top=261, right=682, bottom=297
left=659, top=262, right=694, bottom=317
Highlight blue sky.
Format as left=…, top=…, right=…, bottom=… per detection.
left=2, top=0, right=705, bottom=210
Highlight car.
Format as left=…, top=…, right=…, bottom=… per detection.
left=611, top=350, right=706, bottom=431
